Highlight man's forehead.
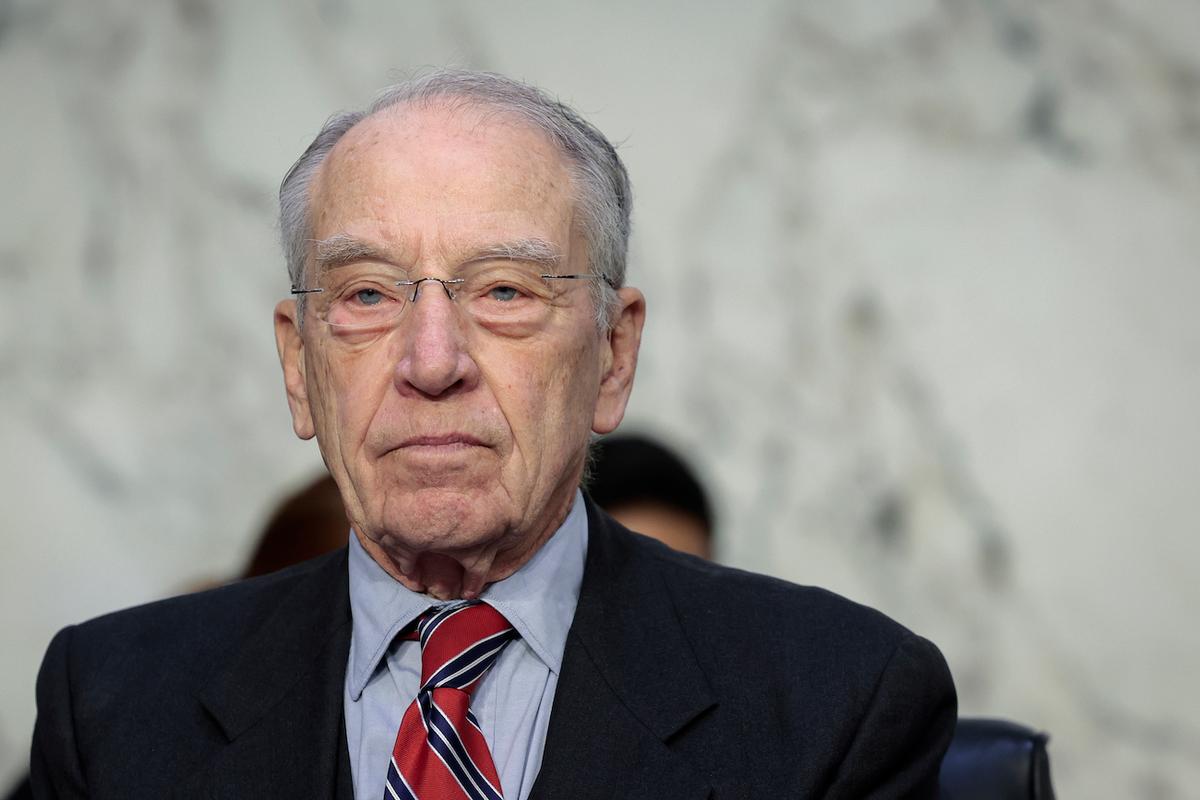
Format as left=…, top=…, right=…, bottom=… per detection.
left=315, top=107, right=571, bottom=207
left=307, top=105, right=580, bottom=269
left=318, top=102, right=572, bottom=191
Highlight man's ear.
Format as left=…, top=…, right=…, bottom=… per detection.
left=593, top=287, right=646, bottom=434
left=274, top=299, right=316, bottom=440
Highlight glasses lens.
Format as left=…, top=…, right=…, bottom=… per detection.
left=314, top=267, right=409, bottom=330
left=458, top=265, right=558, bottom=327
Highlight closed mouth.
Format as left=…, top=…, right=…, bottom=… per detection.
left=397, top=433, right=487, bottom=449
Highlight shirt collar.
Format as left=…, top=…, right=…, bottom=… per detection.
left=346, top=489, right=589, bottom=700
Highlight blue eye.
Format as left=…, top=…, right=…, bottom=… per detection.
left=488, top=285, right=520, bottom=302
left=354, top=288, right=384, bottom=306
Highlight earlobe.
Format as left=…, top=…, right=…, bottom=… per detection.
left=274, top=300, right=316, bottom=440
left=592, top=287, right=646, bottom=435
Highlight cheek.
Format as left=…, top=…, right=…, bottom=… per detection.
left=535, top=337, right=603, bottom=442
left=305, top=354, right=336, bottom=432
left=486, top=358, right=546, bottom=442
left=481, top=341, right=587, bottom=455
left=312, top=343, right=393, bottom=446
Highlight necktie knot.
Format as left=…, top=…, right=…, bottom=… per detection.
left=414, top=600, right=517, bottom=694
left=387, top=601, right=517, bottom=799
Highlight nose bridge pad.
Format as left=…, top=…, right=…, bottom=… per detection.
left=409, top=277, right=459, bottom=304
left=403, top=277, right=470, bottom=354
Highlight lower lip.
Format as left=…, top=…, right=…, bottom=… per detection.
left=395, top=441, right=486, bottom=458
left=406, top=441, right=476, bottom=450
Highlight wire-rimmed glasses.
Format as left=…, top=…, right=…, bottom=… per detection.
left=291, top=263, right=613, bottom=333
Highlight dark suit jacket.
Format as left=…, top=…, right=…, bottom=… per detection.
left=32, top=502, right=956, bottom=798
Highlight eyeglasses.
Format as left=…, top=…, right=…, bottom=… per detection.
left=291, top=263, right=613, bottom=333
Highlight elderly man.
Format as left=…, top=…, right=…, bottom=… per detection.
left=31, top=71, right=955, bottom=799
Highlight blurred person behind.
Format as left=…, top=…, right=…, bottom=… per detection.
left=243, top=472, right=349, bottom=579
left=587, top=433, right=714, bottom=560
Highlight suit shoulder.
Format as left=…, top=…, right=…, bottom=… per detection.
left=625, top=530, right=935, bottom=672
left=59, top=550, right=344, bottom=680
left=626, top=532, right=953, bottom=723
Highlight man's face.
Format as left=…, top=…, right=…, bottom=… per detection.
left=274, top=104, right=642, bottom=593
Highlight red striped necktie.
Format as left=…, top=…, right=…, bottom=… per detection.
left=384, top=600, right=518, bottom=800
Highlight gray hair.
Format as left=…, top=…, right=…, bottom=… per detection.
left=278, top=69, right=632, bottom=329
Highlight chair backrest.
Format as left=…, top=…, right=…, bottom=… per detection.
left=939, top=717, right=1056, bottom=800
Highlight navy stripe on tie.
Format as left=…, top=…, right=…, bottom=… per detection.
left=419, top=602, right=472, bottom=647
left=424, top=629, right=518, bottom=691
left=420, top=692, right=501, bottom=800
left=384, top=757, right=419, bottom=800
left=419, top=692, right=504, bottom=800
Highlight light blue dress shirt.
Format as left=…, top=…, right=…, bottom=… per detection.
left=344, top=490, right=588, bottom=800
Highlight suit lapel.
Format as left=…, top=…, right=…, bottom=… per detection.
left=178, top=550, right=355, bottom=799
left=531, top=503, right=716, bottom=800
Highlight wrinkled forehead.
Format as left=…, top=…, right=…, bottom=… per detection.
left=308, top=102, right=580, bottom=260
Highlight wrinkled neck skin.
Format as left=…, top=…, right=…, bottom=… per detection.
left=354, top=489, right=575, bottom=600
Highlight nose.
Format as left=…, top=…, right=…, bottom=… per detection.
left=393, top=280, right=479, bottom=398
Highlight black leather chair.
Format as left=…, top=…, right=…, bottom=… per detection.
left=1, top=775, right=29, bottom=800
left=939, top=717, right=1056, bottom=799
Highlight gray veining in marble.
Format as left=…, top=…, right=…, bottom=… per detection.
left=2, top=1, right=1198, bottom=796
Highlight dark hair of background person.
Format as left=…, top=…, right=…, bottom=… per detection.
left=242, top=472, right=349, bottom=578
left=586, top=434, right=714, bottom=559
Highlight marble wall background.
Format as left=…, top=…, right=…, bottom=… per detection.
left=2, top=0, right=1198, bottom=795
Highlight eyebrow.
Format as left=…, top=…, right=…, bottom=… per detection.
left=310, top=233, right=565, bottom=274
left=463, top=238, right=564, bottom=270
left=310, top=234, right=395, bottom=274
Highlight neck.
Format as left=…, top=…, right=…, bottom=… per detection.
left=356, top=493, right=575, bottom=600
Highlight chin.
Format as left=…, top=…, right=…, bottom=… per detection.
left=371, top=486, right=512, bottom=554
